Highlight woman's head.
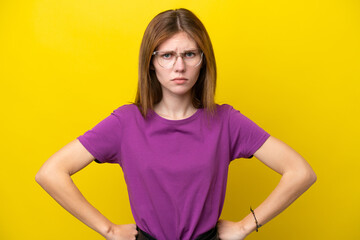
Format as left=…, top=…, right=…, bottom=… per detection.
left=134, top=8, right=217, bottom=118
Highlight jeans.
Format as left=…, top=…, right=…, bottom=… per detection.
left=136, top=225, right=220, bottom=240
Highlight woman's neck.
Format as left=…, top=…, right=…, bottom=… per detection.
left=154, top=97, right=197, bottom=120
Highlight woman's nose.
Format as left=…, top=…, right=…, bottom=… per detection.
left=173, top=56, right=186, bottom=71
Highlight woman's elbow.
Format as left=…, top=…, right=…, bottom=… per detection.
left=35, top=167, right=51, bottom=185
left=294, top=157, right=317, bottom=186
left=299, top=167, right=317, bottom=188
left=35, top=161, right=62, bottom=185
left=287, top=164, right=317, bottom=188
left=308, top=169, right=317, bottom=185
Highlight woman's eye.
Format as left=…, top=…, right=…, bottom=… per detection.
left=161, top=53, right=173, bottom=59
left=185, top=52, right=196, bottom=58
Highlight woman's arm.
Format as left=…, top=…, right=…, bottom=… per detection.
left=35, top=139, right=137, bottom=239
left=218, top=136, right=317, bottom=239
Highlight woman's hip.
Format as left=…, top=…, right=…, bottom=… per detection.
left=136, top=225, right=220, bottom=240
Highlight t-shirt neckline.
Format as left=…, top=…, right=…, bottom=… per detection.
left=150, top=108, right=203, bottom=125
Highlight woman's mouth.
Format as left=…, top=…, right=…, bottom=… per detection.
left=172, top=78, right=188, bottom=84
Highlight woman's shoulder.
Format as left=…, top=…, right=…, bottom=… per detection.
left=215, top=103, right=237, bottom=114
left=213, top=103, right=247, bottom=121
left=112, top=103, right=139, bottom=118
left=216, top=103, right=234, bottom=109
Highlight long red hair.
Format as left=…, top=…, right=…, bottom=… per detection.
left=133, top=8, right=217, bottom=120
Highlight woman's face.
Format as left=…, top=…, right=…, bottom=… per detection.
left=152, top=31, right=202, bottom=98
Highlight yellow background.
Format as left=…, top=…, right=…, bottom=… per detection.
left=1, top=0, right=359, bottom=239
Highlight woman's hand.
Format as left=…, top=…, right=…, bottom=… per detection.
left=105, top=223, right=138, bottom=240
left=217, top=219, right=248, bottom=240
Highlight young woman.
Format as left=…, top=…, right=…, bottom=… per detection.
left=35, top=8, right=317, bottom=240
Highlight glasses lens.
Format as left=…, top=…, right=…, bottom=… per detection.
left=157, top=52, right=175, bottom=69
left=156, top=50, right=203, bottom=68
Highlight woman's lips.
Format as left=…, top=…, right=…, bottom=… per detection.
left=172, top=77, right=188, bottom=84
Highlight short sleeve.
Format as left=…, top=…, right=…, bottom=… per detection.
left=77, top=110, right=122, bottom=164
left=228, top=106, right=270, bottom=161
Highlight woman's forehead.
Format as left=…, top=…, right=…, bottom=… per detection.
left=157, top=32, right=197, bottom=51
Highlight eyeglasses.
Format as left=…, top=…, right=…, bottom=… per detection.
left=152, top=49, right=203, bottom=69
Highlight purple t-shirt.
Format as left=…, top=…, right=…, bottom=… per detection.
left=77, top=103, right=270, bottom=240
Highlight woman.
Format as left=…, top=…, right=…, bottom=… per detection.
left=35, top=8, right=317, bottom=240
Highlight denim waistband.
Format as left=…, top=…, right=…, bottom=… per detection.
left=136, top=225, right=219, bottom=240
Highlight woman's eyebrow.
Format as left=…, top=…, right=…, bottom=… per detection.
left=157, top=48, right=198, bottom=52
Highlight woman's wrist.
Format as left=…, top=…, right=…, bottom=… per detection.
left=100, top=222, right=116, bottom=238
left=236, top=216, right=257, bottom=237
